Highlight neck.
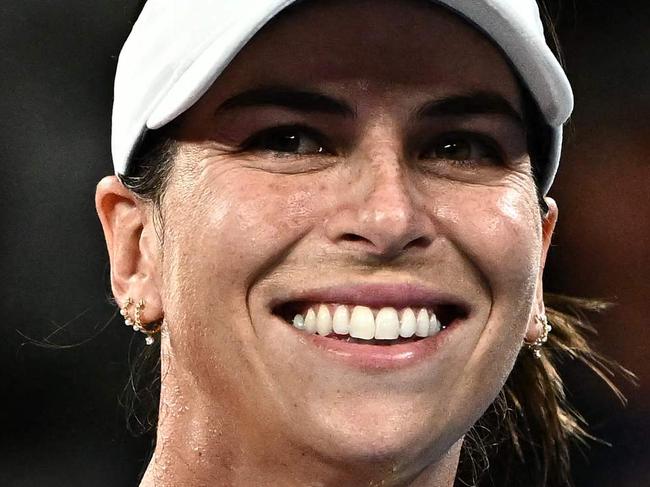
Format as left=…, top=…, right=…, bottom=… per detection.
left=139, top=347, right=462, bottom=487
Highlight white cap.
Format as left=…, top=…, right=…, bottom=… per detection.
left=113, top=0, right=573, bottom=195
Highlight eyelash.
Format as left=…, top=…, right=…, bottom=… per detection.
left=239, top=124, right=504, bottom=165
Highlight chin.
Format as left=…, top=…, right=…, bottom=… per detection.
left=299, top=404, right=458, bottom=466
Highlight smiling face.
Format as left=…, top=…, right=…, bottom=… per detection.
left=99, top=0, right=558, bottom=484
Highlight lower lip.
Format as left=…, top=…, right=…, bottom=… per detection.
left=300, top=324, right=458, bottom=371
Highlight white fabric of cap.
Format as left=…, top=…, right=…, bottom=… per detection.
left=113, top=0, right=573, bottom=194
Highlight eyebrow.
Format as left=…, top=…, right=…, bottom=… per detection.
left=414, top=92, right=525, bottom=127
left=216, top=86, right=355, bottom=117
left=216, top=86, right=524, bottom=126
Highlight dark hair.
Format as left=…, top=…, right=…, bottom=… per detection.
left=116, top=2, right=631, bottom=486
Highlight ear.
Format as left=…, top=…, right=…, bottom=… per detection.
left=95, top=175, right=163, bottom=324
left=525, top=196, right=558, bottom=342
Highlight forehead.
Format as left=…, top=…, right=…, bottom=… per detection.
left=208, top=0, right=522, bottom=110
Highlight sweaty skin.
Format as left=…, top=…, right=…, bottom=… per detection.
left=96, top=1, right=557, bottom=486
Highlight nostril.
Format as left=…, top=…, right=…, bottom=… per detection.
left=405, top=236, right=432, bottom=250
left=339, top=233, right=431, bottom=256
left=341, top=233, right=367, bottom=243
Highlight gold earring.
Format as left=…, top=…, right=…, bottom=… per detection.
left=120, top=297, right=161, bottom=346
left=120, top=297, right=134, bottom=326
left=524, top=313, right=552, bottom=359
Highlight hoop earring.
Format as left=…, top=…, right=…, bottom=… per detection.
left=120, top=297, right=161, bottom=346
left=120, top=297, right=134, bottom=326
left=524, top=313, right=552, bottom=359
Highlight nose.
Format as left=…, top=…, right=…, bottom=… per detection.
left=324, top=147, right=435, bottom=260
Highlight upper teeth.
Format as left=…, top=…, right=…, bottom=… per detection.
left=291, top=304, right=443, bottom=340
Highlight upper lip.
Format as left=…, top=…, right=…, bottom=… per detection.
left=269, top=282, right=471, bottom=314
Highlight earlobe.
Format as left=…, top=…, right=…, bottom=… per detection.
left=95, top=176, right=163, bottom=323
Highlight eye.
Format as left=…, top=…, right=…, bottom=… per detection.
left=420, top=133, right=502, bottom=165
left=242, top=125, right=331, bottom=156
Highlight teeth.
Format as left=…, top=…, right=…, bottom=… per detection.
left=349, top=306, right=375, bottom=339
left=292, top=313, right=305, bottom=330
left=375, top=307, right=400, bottom=339
left=289, top=304, right=449, bottom=341
left=316, top=304, right=333, bottom=336
left=428, top=313, right=441, bottom=336
left=304, top=307, right=317, bottom=333
left=415, top=308, right=429, bottom=337
left=332, top=305, right=350, bottom=334
left=399, top=308, right=417, bottom=338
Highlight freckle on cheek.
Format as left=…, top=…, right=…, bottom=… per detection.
left=285, top=191, right=315, bottom=226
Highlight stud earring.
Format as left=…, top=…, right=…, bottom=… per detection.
left=524, top=313, right=552, bottom=359
left=120, top=297, right=161, bottom=346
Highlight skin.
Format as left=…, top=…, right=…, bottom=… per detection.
left=96, top=1, right=558, bottom=485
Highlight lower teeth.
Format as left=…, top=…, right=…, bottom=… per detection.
left=331, top=336, right=424, bottom=345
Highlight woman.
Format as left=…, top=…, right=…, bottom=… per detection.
left=95, top=0, right=621, bottom=485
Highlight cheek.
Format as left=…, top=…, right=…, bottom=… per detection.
left=158, top=170, right=324, bottom=392
left=434, top=185, right=542, bottom=414
left=438, top=185, right=542, bottom=299
left=221, top=183, right=320, bottom=285
left=164, top=171, right=321, bottom=294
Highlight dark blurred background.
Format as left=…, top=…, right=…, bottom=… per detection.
left=0, top=1, right=647, bottom=486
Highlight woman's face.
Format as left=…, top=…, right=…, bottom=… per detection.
left=138, top=0, right=555, bottom=476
